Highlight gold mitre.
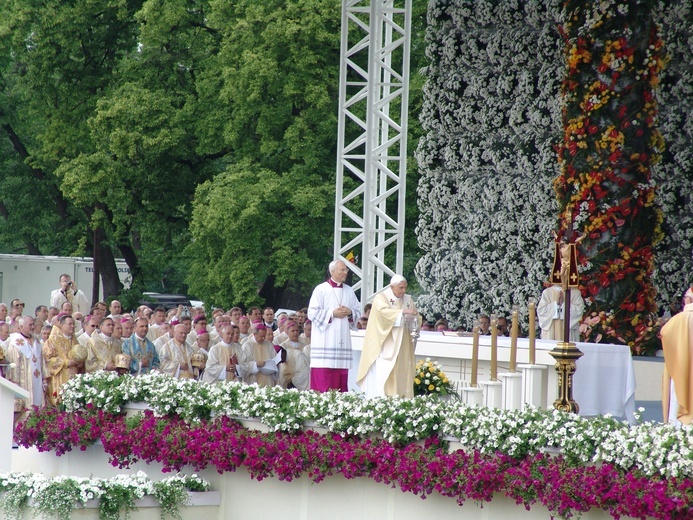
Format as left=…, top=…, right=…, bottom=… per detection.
left=114, top=353, right=132, bottom=370
left=191, top=351, right=206, bottom=368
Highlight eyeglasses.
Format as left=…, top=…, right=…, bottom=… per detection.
left=14, top=303, right=25, bottom=307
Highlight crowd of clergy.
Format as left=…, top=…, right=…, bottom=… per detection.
left=0, top=275, right=323, bottom=423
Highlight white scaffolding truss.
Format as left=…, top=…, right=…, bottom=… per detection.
left=334, top=0, right=412, bottom=304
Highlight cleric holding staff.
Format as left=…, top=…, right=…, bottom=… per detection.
left=307, top=260, right=361, bottom=392
left=356, top=275, right=420, bottom=398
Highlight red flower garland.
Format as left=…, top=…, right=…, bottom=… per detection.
left=556, top=1, right=666, bottom=354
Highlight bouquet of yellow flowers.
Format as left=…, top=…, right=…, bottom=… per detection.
left=413, top=357, right=452, bottom=396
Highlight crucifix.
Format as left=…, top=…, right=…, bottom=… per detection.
left=548, top=208, right=584, bottom=414
left=550, top=209, right=583, bottom=342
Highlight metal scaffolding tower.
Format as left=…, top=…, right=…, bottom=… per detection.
left=334, top=0, right=412, bottom=304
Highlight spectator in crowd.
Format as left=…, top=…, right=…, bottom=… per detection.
left=5, top=316, right=43, bottom=424
left=192, top=330, right=211, bottom=357
left=9, top=299, right=25, bottom=324
left=434, top=319, right=448, bottom=332
left=497, top=316, right=510, bottom=337
left=146, top=307, right=167, bottom=342
left=238, top=316, right=251, bottom=342
left=294, top=308, right=308, bottom=331
left=108, top=300, right=122, bottom=317
left=202, top=325, right=243, bottom=383
left=111, top=318, right=124, bottom=348
left=307, top=260, right=360, bottom=392
left=91, top=302, right=108, bottom=321
left=39, top=325, right=52, bottom=345
left=153, top=322, right=173, bottom=355
left=78, top=315, right=99, bottom=347
left=50, top=274, right=90, bottom=314
left=72, top=312, right=84, bottom=334
left=210, top=308, right=224, bottom=322
left=179, top=314, right=193, bottom=335
left=159, top=324, right=195, bottom=379
left=357, top=315, right=368, bottom=330
left=210, top=314, right=230, bottom=345
left=273, top=314, right=293, bottom=344
left=238, top=322, right=278, bottom=387
left=278, top=320, right=310, bottom=390
left=247, top=307, right=262, bottom=323
left=228, top=306, right=243, bottom=326
left=122, top=317, right=160, bottom=376
left=300, top=319, right=311, bottom=346
left=262, top=307, right=276, bottom=331
left=188, top=315, right=209, bottom=345
left=363, top=303, right=372, bottom=319
left=478, top=315, right=491, bottom=335
left=421, top=321, right=434, bottom=331
left=85, top=317, right=120, bottom=373
left=61, top=301, right=73, bottom=316
left=35, top=305, right=49, bottom=326
left=0, top=303, right=8, bottom=323
left=47, top=306, right=59, bottom=325
left=43, top=314, right=84, bottom=406
left=121, top=318, right=134, bottom=340
left=1, top=322, right=11, bottom=349
left=133, top=305, right=148, bottom=321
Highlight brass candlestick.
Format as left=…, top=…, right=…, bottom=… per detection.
left=490, top=314, right=498, bottom=381
left=528, top=297, right=536, bottom=365
left=509, top=305, right=519, bottom=372
left=471, top=319, right=480, bottom=387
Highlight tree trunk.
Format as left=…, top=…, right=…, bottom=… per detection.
left=93, top=227, right=122, bottom=303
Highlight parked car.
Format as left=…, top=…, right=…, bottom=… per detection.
left=140, top=292, right=192, bottom=311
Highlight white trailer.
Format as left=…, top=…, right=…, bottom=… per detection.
left=0, top=254, right=131, bottom=314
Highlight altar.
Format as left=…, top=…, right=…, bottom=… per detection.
left=349, top=330, right=637, bottom=423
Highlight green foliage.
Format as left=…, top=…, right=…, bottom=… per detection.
left=0, top=0, right=424, bottom=310
left=187, top=161, right=333, bottom=308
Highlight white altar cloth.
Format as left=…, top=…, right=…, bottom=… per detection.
left=350, top=331, right=637, bottom=424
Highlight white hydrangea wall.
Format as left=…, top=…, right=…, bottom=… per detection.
left=415, top=0, right=564, bottom=328
left=652, top=1, right=693, bottom=306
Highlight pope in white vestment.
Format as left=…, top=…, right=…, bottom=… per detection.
left=357, top=276, right=420, bottom=398
left=307, top=260, right=361, bottom=392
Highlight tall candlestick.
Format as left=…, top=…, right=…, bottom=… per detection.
left=490, top=313, right=498, bottom=381
left=528, top=297, right=536, bottom=365
left=510, top=305, right=519, bottom=372
left=471, top=319, right=480, bottom=387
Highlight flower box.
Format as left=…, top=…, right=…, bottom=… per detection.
left=123, top=401, right=154, bottom=419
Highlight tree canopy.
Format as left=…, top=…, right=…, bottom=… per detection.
left=2, top=0, right=422, bottom=310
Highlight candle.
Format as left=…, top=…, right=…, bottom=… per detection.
left=471, top=319, right=480, bottom=387
left=528, top=297, right=536, bottom=365
left=510, top=305, right=519, bottom=372
left=490, top=313, right=498, bottom=381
